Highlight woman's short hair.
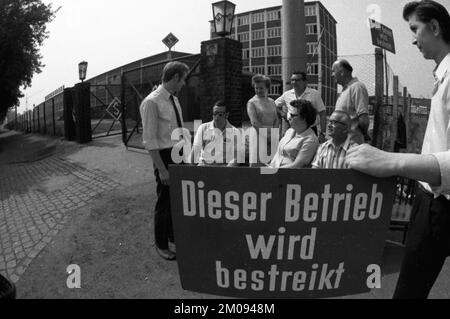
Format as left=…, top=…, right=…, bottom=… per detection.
left=403, top=0, right=450, bottom=44
left=162, top=61, right=190, bottom=83
left=252, top=74, right=271, bottom=89
left=290, top=99, right=317, bottom=128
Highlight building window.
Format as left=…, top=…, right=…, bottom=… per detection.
left=267, top=27, right=281, bottom=38
left=251, top=47, right=265, bottom=58
left=307, top=63, right=319, bottom=75
left=251, top=12, right=265, bottom=24
left=267, top=10, right=281, bottom=21
left=306, top=43, right=317, bottom=55
left=252, top=30, right=265, bottom=40
left=238, top=15, right=249, bottom=26
left=242, top=49, right=250, bottom=60
left=267, top=45, right=281, bottom=57
left=268, top=65, right=282, bottom=76
left=252, top=66, right=265, bottom=74
left=306, top=24, right=318, bottom=35
left=269, top=84, right=282, bottom=96
left=238, top=32, right=249, bottom=42
left=305, top=5, right=317, bottom=17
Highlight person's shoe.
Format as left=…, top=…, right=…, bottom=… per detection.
left=168, top=242, right=176, bottom=254
left=156, top=247, right=176, bottom=261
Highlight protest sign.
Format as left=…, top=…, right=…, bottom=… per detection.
left=170, top=166, right=396, bottom=299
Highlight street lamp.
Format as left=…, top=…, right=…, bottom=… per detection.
left=78, top=61, right=88, bottom=82
left=212, top=0, right=236, bottom=37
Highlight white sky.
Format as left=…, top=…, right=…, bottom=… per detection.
left=17, top=0, right=450, bottom=113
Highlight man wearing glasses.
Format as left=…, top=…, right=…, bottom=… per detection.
left=312, top=111, right=358, bottom=169
left=190, top=101, right=243, bottom=166
left=275, top=71, right=327, bottom=142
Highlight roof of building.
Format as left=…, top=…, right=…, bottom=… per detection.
left=232, top=1, right=338, bottom=24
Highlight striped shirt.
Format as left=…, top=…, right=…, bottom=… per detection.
left=312, top=138, right=358, bottom=169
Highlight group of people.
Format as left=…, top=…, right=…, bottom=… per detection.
left=140, top=0, right=450, bottom=299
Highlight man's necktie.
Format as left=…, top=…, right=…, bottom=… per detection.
left=169, top=95, right=183, bottom=128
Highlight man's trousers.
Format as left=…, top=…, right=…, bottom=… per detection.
left=393, top=186, right=450, bottom=299
left=153, top=148, right=175, bottom=250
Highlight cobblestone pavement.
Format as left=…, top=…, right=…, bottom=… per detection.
left=0, top=156, right=120, bottom=284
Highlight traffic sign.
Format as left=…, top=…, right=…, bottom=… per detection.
left=106, top=97, right=122, bottom=121
left=369, top=19, right=396, bottom=54
left=162, top=33, right=179, bottom=50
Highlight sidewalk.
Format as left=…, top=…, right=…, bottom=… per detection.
left=1, top=130, right=449, bottom=299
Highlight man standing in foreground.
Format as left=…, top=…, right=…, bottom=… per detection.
left=346, top=0, right=450, bottom=299
left=332, top=59, right=370, bottom=144
left=140, top=61, right=189, bottom=261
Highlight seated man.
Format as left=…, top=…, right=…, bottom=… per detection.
left=312, top=111, right=358, bottom=169
left=190, top=101, right=243, bottom=166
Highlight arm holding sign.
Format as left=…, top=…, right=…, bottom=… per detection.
left=346, top=144, right=443, bottom=188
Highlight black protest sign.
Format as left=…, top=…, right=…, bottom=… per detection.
left=169, top=166, right=396, bottom=299
left=369, top=19, right=396, bottom=54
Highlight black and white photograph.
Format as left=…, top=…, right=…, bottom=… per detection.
left=1, top=0, right=450, bottom=307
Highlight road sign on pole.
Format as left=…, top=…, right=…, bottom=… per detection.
left=162, top=33, right=179, bottom=51
left=369, top=19, right=396, bottom=54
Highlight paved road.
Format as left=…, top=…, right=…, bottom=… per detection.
left=0, top=133, right=120, bottom=284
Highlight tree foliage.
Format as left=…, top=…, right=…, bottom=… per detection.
left=0, top=0, right=55, bottom=121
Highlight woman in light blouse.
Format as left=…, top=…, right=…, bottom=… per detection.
left=247, top=74, right=280, bottom=166
left=269, top=99, right=319, bottom=169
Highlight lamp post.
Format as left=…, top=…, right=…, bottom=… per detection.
left=78, top=61, right=88, bottom=82
left=212, top=0, right=236, bottom=37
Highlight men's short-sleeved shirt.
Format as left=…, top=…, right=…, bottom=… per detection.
left=335, top=78, right=369, bottom=120
left=139, top=85, right=184, bottom=151
left=421, top=53, right=450, bottom=199
left=312, top=137, right=358, bottom=169
left=275, top=88, right=326, bottom=127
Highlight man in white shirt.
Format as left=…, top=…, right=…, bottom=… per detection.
left=140, top=61, right=189, bottom=261
left=190, top=101, right=243, bottom=166
left=275, top=72, right=327, bottom=142
left=346, top=0, right=450, bottom=299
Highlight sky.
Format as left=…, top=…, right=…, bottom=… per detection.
left=17, top=0, right=450, bottom=114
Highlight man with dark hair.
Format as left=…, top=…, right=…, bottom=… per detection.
left=332, top=59, right=370, bottom=144
left=190, top=101, right=243, bottom=166
left=312, top=110, right=358, bottom=169
left=140, top=61, right=190, bottom=261
left=346, top=0, right=450, bottom=299
left=275, top=71, right=327, bottom=142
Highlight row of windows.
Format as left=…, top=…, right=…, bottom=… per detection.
left=237, top=27, right=281, bottom=42
left=267, top=45, right=281, bottom=57
left=252, top=47, right=265, bottom=58
left=268, top=65, right=282, bottom=76
left=252, top=30, right=265, bottom=40
left=236, top=6, right=317, bottom=26
left=242, top=43, right=319, bottom=59
left=307, top=63, right=319, bottom=75
left=306, top=24, right=318, bottom=35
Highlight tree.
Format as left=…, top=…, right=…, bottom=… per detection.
left=0, top=0, right=55, bottom=122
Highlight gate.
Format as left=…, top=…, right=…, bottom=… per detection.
left=121, top=54, right=201, bottom=150
left=90, top=84, right=123, bottom=139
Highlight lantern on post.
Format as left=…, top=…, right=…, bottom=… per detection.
left=212, top=1, right=236, bottom=37
left=78, top=61, right=88, bottom=82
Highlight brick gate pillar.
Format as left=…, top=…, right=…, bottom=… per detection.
left=199, top=37, right=243, bottom=126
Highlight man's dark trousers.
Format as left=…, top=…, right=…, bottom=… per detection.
left=153, top=148, right=175, bottom=250
left=393, top=186, right=450, bottom=299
